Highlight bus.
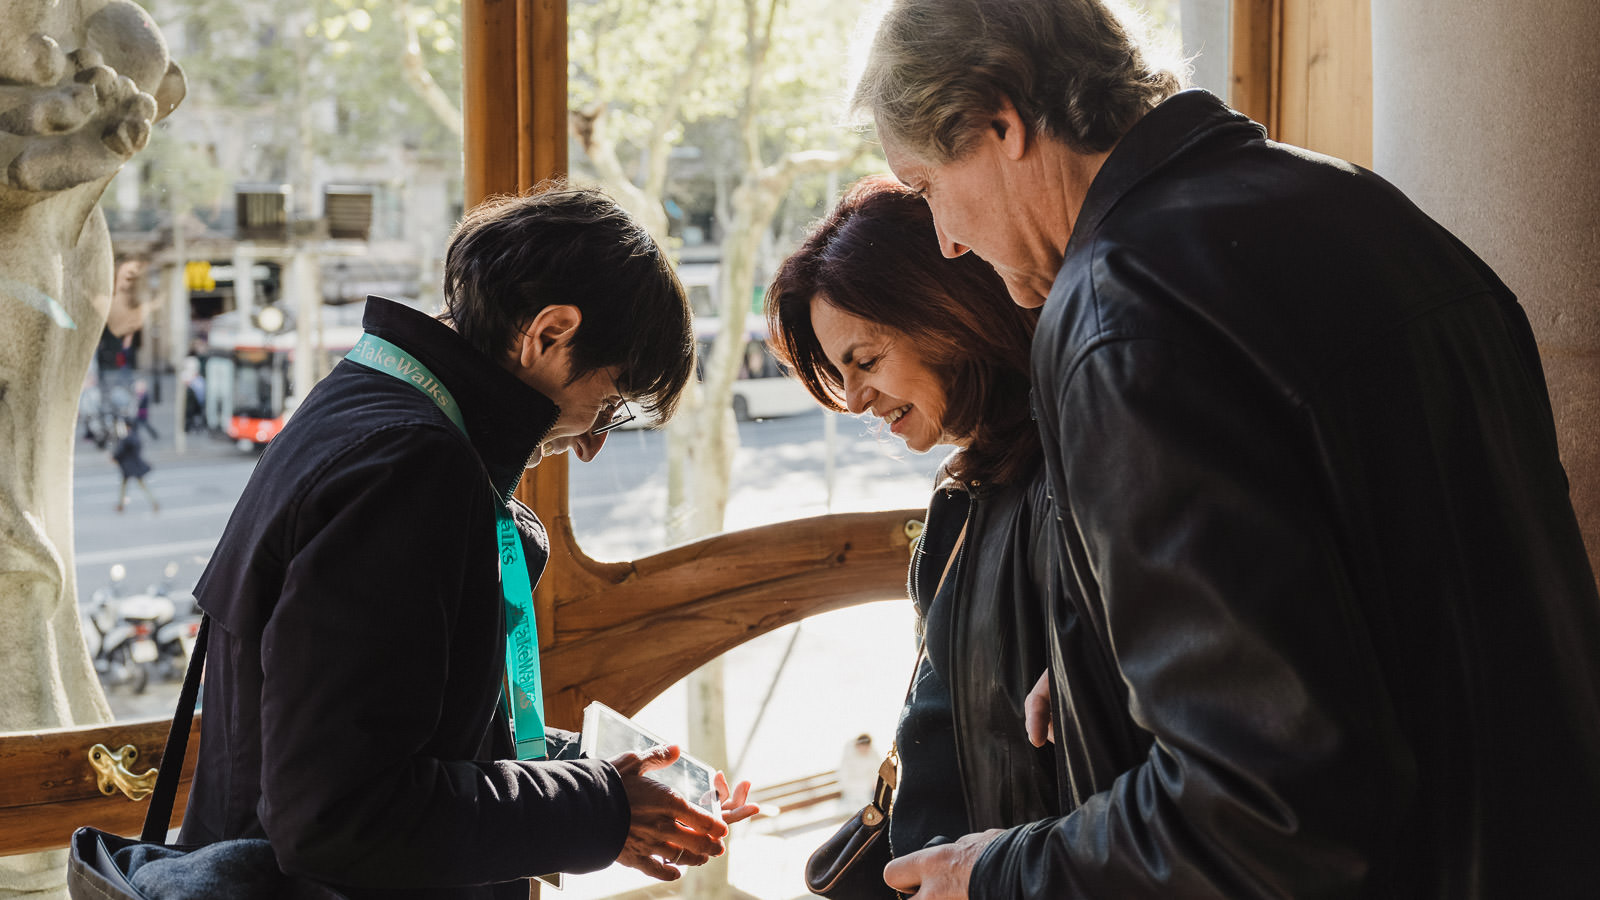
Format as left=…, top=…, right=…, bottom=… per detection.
left=202, top=302, right=373, bottom=448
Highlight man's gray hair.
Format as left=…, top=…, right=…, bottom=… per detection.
left=853, top=0, right=1185, bottom=162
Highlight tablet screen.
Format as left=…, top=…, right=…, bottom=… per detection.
left=579, top=700, right=721, bottom=815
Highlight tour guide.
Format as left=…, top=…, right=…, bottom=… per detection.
left=179, top=187, right=755, bottom=898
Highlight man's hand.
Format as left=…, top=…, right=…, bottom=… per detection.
left=610, top=745, right=729, bottom=881
left=883, top=829, right=1004, bottom=899
left=714, top=770, right=760, bottom=825
left=1024, top=669, right=1054, bottom=747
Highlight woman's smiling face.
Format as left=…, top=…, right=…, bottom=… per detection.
left=808, top=293, right=957, bottom=453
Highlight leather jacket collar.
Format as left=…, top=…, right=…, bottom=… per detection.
left=1064, top=90, right=1266, bottom=264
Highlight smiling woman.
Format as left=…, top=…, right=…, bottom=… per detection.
left=806, top=298, right=953, bottom=453
left=763, top=175, right=1134, bottom=883
left=766, top=175, right=1039, bottom=487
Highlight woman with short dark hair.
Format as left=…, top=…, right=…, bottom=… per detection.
left=767, top=175, right=1147, bottom=882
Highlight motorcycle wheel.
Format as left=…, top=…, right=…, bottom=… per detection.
left=106, top=645, right=150, bottom=694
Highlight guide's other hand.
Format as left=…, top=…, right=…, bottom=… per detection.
left=610, top=745, right=729, bottom=881
left=714, top=770, right=759, bottom=825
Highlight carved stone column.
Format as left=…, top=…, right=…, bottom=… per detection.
left=0, top=0, right=183, bottom=893
left=1373, top=0, right=1600, bottom=574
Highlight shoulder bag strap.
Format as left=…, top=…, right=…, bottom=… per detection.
left=878, top=517, right=968, bottom=815
left=140, top=614, right=210, bottom=842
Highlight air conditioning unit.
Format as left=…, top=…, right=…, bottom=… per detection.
left=324, top=185, right=374, bottom=241
left=235, top=184, right=291, bottom=241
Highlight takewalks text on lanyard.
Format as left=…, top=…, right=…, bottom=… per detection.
left=346, top=333, right=548, bottom=760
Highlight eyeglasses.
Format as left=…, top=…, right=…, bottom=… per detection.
left=590, top=394, right=636, bottom=435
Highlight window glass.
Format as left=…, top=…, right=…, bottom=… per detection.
left=1175, top=0, right=1233, bottom=98
left=74, top=0, right=464, bottom=719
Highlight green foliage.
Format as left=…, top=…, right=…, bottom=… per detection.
left=312, top=0, right=464, bottom=159
left=568, top=0, right=883, bottom=249
left=145, top=118, right=234, bottom=207
left=142, top=0, right=462, bottom=177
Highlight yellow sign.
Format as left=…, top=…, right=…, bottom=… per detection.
left=184, top=261, right=215, bottom=292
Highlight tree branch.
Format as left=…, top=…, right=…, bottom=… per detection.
left=568, top=104, right=669, bottom=241
left=394, top=0, right=463, bottom=138
left=759, top=144, right=868, bottom=194
left=643, top=0, right=721, bottom=198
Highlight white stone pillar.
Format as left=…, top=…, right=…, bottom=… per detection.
left=233, top=243, right=256, bottom=332
left=168, top=258, right=189, bottom=453
left=291, top=249, right=322, bottom=405
left=1372, top=0, right=1600, bottom=573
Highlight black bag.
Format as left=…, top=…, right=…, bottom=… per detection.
left=66, top=618, right=348, bottom=900
left=805, top=645, right=930, bottom=900
left=804, top=752, right=899, bottom=899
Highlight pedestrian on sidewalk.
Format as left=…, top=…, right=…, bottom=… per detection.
left=133, top=377, right=159, bottom=439
left=111, top=417, right=158, bottom=513
left=182, top=357, right=207, bottom=433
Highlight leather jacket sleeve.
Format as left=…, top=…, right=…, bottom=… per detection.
left=973, top=333, right=1414, bottom=898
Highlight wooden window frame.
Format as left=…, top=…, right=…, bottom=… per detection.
left=1232, top=0, right=1372, bottom=166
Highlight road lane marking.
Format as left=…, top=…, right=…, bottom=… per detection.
left=76, top=538, right=217, bottom=566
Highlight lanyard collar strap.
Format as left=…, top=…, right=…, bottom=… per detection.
left=346, top=333, right=547, bottom=760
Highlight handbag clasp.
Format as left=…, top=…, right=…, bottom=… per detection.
left=903, top=518, right=925, bottom=556
left=87, top=743, right=158, bottom=802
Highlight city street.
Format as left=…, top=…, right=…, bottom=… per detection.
left=74, top=403, right=945, bottom=603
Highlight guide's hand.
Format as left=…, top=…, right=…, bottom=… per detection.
left=610, top=745, right=729, bottom=881
left=714, top=770, right=759, bottom=825
left=1024, top=669, right=1054, bottom=747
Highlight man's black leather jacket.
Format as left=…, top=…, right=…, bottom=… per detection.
left=973, top=90, right=1600, bottom=898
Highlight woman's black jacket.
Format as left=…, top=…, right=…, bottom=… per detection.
left=891, top=470, right=1150, bottom=855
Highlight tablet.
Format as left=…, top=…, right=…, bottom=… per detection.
left=578, top=700, right=721, bottom=815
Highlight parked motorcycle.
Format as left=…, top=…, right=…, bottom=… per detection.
left=82, top=564, right=158, bottom=694
left=149, top=562, right=202, bottom=681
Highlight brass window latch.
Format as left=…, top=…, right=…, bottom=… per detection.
left=88, top=743, right=158, bottom=802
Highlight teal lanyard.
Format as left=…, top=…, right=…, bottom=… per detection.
left=346, top=333, right=547, bottom=760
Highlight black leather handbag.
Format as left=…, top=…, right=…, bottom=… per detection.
left=66, top=617, right=347, bottom=900
left=803, top=749, right=900, bottom=899
left=804, top=647, right=927, bottom=900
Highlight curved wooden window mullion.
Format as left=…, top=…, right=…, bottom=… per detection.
left=465, top=0, right=923, bottom=730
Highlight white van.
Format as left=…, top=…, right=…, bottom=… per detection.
left=712, top=319, right=818, bottom=421
left=617, top=316, right=815, bottom=428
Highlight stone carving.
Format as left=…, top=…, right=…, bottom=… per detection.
left=1, top=0, right=183, bottom=890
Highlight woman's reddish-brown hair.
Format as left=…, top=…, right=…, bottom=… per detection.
left=765, top=175, right=1040, bottom=486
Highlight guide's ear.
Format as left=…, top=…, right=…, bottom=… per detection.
left=509, top=304, right=583, bottom=379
